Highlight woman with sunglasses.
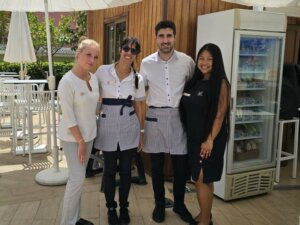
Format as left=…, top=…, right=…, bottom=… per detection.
left=58, top=37, right=99, bottom=225
left=94, top=36, right=145, bottom=225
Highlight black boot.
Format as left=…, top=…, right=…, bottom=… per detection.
left=108, top=208, right=119, bottom=225
left=173, top=203, right=193, bottom=223
left=76, top=218, right=94, bottom=225
left=119, top=207, right=130, bottom=225
left=152, top=204, right=165, bottom=223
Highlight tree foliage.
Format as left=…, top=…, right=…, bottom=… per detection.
left=0, top=12, right=10, bottom=45
left=27, top=11, right=87, bottom=61
left=58, top=11, right=87, bottom=51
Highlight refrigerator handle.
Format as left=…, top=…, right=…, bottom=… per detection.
left=230, top=97, right=234, bottom=111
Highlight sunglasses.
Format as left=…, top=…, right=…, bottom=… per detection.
left=122, top=46, right=139, bottom=55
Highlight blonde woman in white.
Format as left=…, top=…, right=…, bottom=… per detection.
left=58, top=37, right=99, bottom=225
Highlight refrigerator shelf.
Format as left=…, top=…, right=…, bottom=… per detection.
left=238, top=71, right=265, bottom=74
left=235, top=120, right=263, bottom=124
left=237, top=87, right=266, bottom=91
left=239, top=53, right=268, bottom=57
left=234, top=149, right=259, bottom=161
left=234, top=135, right=262, bottom=141
left=236, top=104, right=264, bottom=108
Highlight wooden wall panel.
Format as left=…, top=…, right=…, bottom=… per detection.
left=173, top=0, right=183, bottom=49
left=218, top=0, right=226, bottom=11
left=167, top=0, right=175, bottom=22
left=204, top=0, right=212, bottom=13
left=188, top=0, right=198, bottom=58
left=288, top=17, right=300, bottom=25
left=87, top=0, right=300, bottom=68
left=87, top=10, right=104, bottom=72
left=87, top=0, right=162, bottom=69
left=165, top=0, right=249, bottom=59
left=211, top=0, right=219, bottom=12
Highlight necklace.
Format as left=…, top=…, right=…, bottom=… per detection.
left=115, top=63, right=131, bottom=78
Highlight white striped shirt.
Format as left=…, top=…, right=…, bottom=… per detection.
left=95, top=64, right=145, bottom=101
left=140, top=50, right=195, bottom=107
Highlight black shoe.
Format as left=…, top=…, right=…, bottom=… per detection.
left=85, top=169, right=102, bottom=178
left=76, top=218, right=94, bottom=225
left=119, top=207, right=130, bottom=225
left=189, top=219, right=198, bottom=225
left=137, top=178, right=147, bottom=185
left=152, top=204, right=165, bottom=223
left=188, top=220, right=212, bottom=225
left=131, top=176, right=148, bottom=185
left=173, top=204, right=193, bottom=223
left=194, top=213, right=212, bottom=223
left=108, top=208, right=119, bottom=225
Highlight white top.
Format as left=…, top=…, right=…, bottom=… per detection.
left=95, top=64, right=145, bottom=101
left=57, top=71, right=99, bottom=142
left=140, top=50, right=195, bottom=107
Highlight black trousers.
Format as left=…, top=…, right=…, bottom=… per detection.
left=150, top=153, right=188, bottom=207
left=135, top=151, right=146, bottom=180
left=102, top=145, right=136, bottom=209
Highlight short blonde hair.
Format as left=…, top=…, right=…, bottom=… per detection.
left=76, top=36, right=100, bottom=56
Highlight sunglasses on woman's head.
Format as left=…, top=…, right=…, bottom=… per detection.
left=122, top=46, right=139, bottom=55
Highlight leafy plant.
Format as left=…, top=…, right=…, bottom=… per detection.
left=0, top=61, right=74, bottom=87
left=27, top=12, right=87, bottom=61
left=0, top=12, right=10, bottom=45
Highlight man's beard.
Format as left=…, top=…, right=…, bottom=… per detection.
left=159, top=44, right=173, bottom=54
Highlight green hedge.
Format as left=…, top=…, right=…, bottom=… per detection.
left=0, top=61, right=74, bottom=82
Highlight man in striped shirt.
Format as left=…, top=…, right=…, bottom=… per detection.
left=140, top=20, right=195, bottom=224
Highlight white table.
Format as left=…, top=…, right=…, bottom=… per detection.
left=0, top=72, right=18, bottom=75
left=3, top=79, right=47, bottom=84
left=3, top=79, right=49, bottom=163
left=0, top=74, right=30, bottom=80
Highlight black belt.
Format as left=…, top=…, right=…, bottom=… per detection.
left=149, top=106, right=172, bottom=109
left=102, top=95, right=132, bottom=115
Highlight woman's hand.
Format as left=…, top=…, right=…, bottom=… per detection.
left=138, top=134, right=144, bottom=152
left=77, top=141, right=86, bottom=165
left=200, top=139, right=213, bottom=159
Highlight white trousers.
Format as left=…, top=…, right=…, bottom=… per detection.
left=60, top=140, right=93, bottom=225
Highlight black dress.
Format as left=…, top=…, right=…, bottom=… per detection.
left=180, top=79, right=227, bottom=183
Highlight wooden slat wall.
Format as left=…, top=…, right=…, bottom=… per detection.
left=87, top=0, right=299, bottom=69
left=287, top=17, right=300, bottom=25
left=87, top=0, right=162, bottom=69
left=165, top=0, right=249, bottom=59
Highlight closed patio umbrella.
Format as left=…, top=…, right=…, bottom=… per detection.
left=221, top=0, right=296, bottom=7
left=0, top=0, right=142, bottom=186
left=4, top=11, right=36, bottom=79
left=222, top=0, right=300, bottom=14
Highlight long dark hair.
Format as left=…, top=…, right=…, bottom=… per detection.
left=182, top=43, right=230, bottom=140
left=120, top=36, right=141, bottom=89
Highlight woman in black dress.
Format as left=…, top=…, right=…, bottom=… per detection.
left=180, top=43, right=230, bottom=225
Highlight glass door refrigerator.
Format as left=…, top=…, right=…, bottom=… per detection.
left=196, top=9, right=286, bottom=200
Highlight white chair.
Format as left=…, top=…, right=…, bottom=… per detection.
left=11, top=86, right=51, bottom=164
left=275, top=118, right=299, bottom=182
left=0, top=102, right=15, bottom=152
left=0, top=82, right=23, bottom=153
left=22, top=90, right=52, bottom=164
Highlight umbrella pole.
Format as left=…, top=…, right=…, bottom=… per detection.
left=35, top=0, right=68, bottom=186
left=20, top=63, right=24, bottom=79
